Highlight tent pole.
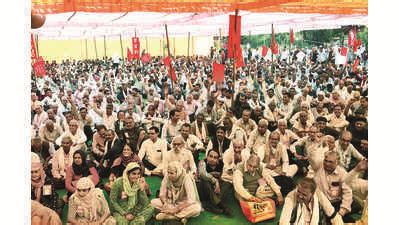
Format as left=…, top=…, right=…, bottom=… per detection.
left=187, top=32, right=190, bottom=57
left=94, top=37, right=98, bottom=59
left=146, top=37, right=148, bottom=53
left=103, top=36, right=107, bottom=58
left=85, top=38, right=88, bottom=59
left=165, top=24, right=174, bottom=89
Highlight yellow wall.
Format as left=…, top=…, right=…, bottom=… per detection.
left=37, top=36, right=207, bottom=62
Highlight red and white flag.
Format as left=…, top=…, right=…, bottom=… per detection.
left=132, top=37, right=140, bottom=59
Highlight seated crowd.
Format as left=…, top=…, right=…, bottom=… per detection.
left=31, top=46, right=368, bottom=225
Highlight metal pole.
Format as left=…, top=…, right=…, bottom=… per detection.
left=93, top=37, right=98, bottom=59
left=85, top=38, right=88, bottom=59
left=187, top=32, right=190, bottom=56
left=103, top=36, right=107, bottom=58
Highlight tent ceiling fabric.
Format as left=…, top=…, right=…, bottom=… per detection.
left=32, top=11, right=367, bottom=39
left=32, top=0, right=368, bottom=15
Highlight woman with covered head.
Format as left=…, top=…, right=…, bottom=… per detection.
left=109, top=162, right=154, bottom=225
left=31, top=152, right=64, bottom=215
left=151, top=161, right=201, bottom=224
left=67, top=177, right=115, bottom=225
left=65, top=150, right=99, bottom=199
left=105, top=144, right=150, bottom=195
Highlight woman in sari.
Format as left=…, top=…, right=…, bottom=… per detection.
left=105, top=144, right=150, bottom=195
left=110, top=162, right=154, bottom=225
left=65, top=150, right=99, bottom=199
left=151, top=161, right=201, bottom=224
left=67, top=177, right=115, bottom=225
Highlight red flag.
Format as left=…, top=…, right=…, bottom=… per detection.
left=212, top=62, right=225, bottom=83
left=357, top=39, right=362, bottom=47
left=33, top=56, right=46, bottom=77
left=290, top=28, right=295, bottom=44
left=31, top=34, right=37, bottom=60
left=261, top=45, right=268, bottom=57
left=141, top=53, right=151, bottom=63
left=127, top=48, right=133, bottom=61
left=235, top=46, right=245, bottom=68
left=270, top=25, right=279, bottom=55
left=163, top=56, right=172, bottom=67
left=340, top=47, right=348, bottom=56
left=227, top=14, right=241, bottom=58
left=352, top=58, right=360, bottom=72
left=168, top=67, right=177, bottom=82
left=132, top=37, right=140, bottom=59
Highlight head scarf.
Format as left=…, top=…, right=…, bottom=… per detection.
left=72, top=150, right=90, bottom=176
left=31, top=153, right=46, bottom=202
left=122, top=162, right=142, bottom=211
left=73, top=177, right=101, bottom=222
left=166, top=161, right=186, bottom=189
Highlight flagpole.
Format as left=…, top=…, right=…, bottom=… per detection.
left=232, top=9, right=239, bottom=108
left=35, top=34, right=40, bottom=58
left=119, top=34, right=124, bottom=59
left=271, top=23, right=274, bottom=76
left=233, top=9, right=238, bottom=87
left=165, top=24, right=174, bottom=89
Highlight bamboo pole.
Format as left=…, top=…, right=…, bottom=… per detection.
left=93, top=37, right=98, bottom=59
left=85, top=38, right=88, bottom=59
left=103, top=36, right=107, bottom=58
left=146, top=37, right=148, bottom=53
left=232, top=9, right=239, bottom=107
left=187, top=32, right=190, bottom=56
left=119, top=34, right=124, bottom=59
left=35, top=34, right=40, bottom=58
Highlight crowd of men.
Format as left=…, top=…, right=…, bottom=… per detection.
left=31, top=43, right=368, bottom=225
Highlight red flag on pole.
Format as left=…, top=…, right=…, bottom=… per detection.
left=141, top=53, right=151, bottom=63
left=127, top=48, right=133, bottom=61
left=261, top=45, right=268, bottom=57
left=168, top=67, right=177, bottom=82
left=289, top=28, right=295, bottom=44
left=33, top=56, right=46, bottom=77
left=340, top=47, right=348, bottom=56
left=31, top=33, right=37, bottom=60
left=132, top=37, right=140, bottom=59
left=270, top=25, right=279, bottom=55
left=227, top=14, right=241, bottom=58
left=163, top=56, right=172, bottom=67
left=235, top=46, right=245, bottom=68
left=212, top=62, right=225, bottom=83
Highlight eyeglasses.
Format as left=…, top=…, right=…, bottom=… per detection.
left=172, top=143, right=183, bottom=146
left=77, top=188, right=90, bottom=192
left=341, top=139, right=351, bottom=143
